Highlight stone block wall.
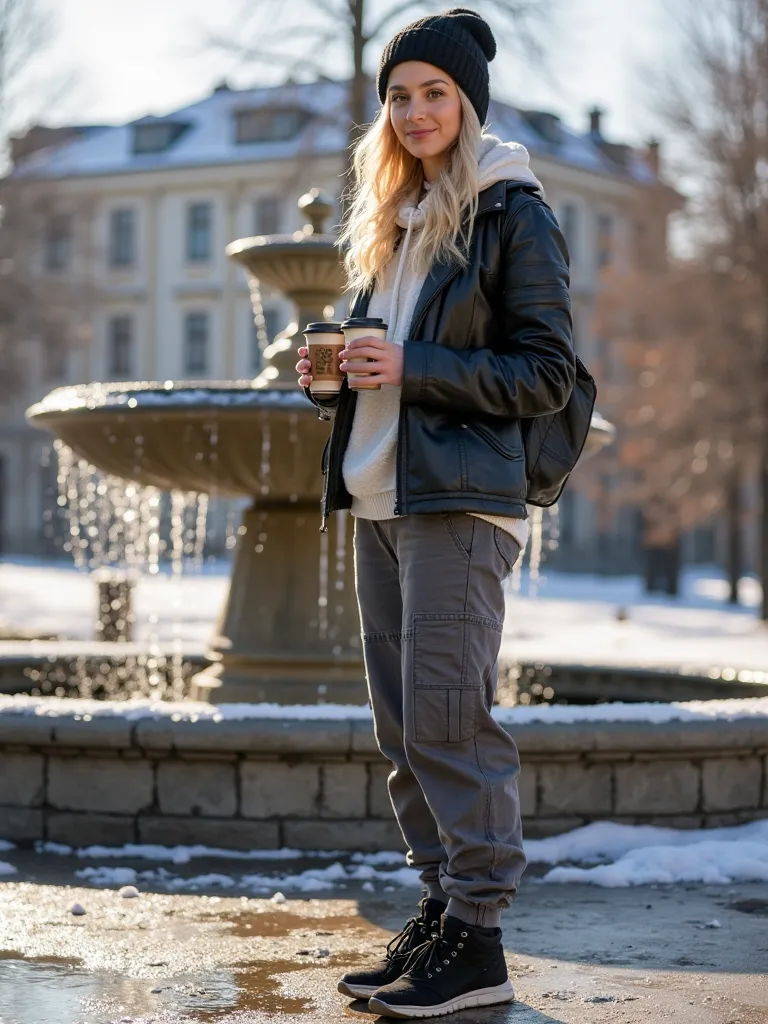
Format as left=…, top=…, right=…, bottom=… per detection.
left=0, top=708, right=766, bottom=850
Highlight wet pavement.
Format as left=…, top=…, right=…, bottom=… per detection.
left=0, top=855, right=767, bottom=1023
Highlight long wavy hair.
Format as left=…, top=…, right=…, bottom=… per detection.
left=338, top=85, right=484, bottom=295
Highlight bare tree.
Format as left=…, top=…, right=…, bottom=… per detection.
left=595, top=224, right=762, bottom=601
left=645, top=0, right=768, bottom=614
left=0, top=0, right=49, bottom=143
left=207, top=0, right=552, bottom=224
left=0, top=0, right=85, bottom=397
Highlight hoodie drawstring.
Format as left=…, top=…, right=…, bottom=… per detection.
left=388, top=209, right=415, bottom=341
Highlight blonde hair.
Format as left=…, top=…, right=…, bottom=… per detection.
left=338, top=86, right=484, bottom=294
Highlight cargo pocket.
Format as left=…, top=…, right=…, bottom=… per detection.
left=411, top=612, right=503, bottom=743
left=494, top=527, right=521, bottom=579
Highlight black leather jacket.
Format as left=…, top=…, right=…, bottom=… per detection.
left=307, top=179, right=575, bottom=531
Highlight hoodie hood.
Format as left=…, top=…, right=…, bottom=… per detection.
left=394, top=133, right=543, bottom=231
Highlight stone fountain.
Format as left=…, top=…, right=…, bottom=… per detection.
left=26, top=188, right=613, bottom=705
left=27, top=190, right=362, bottom=704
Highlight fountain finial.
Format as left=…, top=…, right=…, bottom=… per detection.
left=298, top=188, right=334, bottom=236
left=226, top=187, right=346, bottom=389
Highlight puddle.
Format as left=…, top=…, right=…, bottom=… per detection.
left=0, top=950, right=381, bottom=1021
left=215, top=908, right=376, bottom=939
left=122, top=960, right=313, bottom=1020
left=0, top=954, right=156, bottom=1024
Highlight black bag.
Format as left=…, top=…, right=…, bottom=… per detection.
left=522, top=355, right=597, bottom=507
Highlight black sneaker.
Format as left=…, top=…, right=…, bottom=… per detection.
left=368, top=914, right=514, bottom=1018
left=337, top=897, right=446, bottom=1000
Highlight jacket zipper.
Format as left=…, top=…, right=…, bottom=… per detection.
left=393, top=404, right=406, bottom=515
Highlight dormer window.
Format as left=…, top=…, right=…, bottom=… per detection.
left=132, top=118, right=189, bottom=155
left=234, top=106, right=308, bottom=144
left=521, top=110, right=563, bottom=147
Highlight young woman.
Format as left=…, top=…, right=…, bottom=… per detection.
left=296, top=8, right=575, bottom=1018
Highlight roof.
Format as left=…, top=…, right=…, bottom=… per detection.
left=10, top=77, right=658, bottom=185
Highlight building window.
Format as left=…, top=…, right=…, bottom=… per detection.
left=44, top=323, right=68, bottom=380
left=132, top=119, right=189, bottom=155
left=235, top=107, right=306, bottom=144
left=184, top=311, right=209, bottom=375
left=560, top=203, right=577, bottom=262
left=108, top=315, right=133, bottom=377
left=186, top=202, right=212, bottom=262
left=109, top=209, right=136, bottom=268
left=254, top=197, right=281, bottom=235
left=597, top=213, right=613, bottom=269
left=45, top=214, right=71, bottom=271
left=252, top=307, right=279, bottom=370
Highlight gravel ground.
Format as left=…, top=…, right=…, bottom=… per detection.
left=0, top=853, right=767, bottom=1023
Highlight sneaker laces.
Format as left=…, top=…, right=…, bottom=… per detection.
left=406, top=932, right=461, bottom=980
left=385, top=901, right=440, bottom=961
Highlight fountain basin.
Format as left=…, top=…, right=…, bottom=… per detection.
left=26, top=382, right=327, bottom=499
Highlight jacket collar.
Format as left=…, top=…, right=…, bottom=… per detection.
left=476, top=178, right=507, bottom=217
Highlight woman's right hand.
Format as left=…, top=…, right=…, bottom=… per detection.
left=296, top=346, right=312, bottom=388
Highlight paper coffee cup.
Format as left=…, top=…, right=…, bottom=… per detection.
left=304, top=322, right=345, bottom=396
left=340, top=317, right=389, bottom=390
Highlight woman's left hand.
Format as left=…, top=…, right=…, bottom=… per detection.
left=340, top=336, right=404, bottom=387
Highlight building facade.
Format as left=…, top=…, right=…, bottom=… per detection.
left=0, top=78, right=671, bottom=568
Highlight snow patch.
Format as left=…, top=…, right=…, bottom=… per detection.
left=35, top=841, right=73, bottom=856
left=530, top=820, right=768, bottom=886
left=2, top=693, right=768, bottom=725
left=165, top=873, right=238, bottom=891
left=0, top=840, right=15, bottom=852
left=526, top=819, right=768, bottom=865
left=76, top=866, right=139, bottom=886
left=0, top=861, right=17, bottom=875
left=70, top=859, right=421, bottom=894
left=35, top=841, right=340, bottom=863
left=351, top=851, right=404, bottom=866
left=544, top=839, right=768, bottom=887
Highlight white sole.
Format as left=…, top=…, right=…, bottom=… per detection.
left=338, top=980, right=380, bottom=999
left=369, top=980, right=515, bottom=1018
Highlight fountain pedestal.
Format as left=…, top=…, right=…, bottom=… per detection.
left=190, top=501, right=362, bottom=704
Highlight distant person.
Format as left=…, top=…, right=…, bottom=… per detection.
left=298, top=6, right=579, bottom=1018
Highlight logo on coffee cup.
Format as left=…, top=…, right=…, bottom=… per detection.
left=314, top=346, right=336, bottom=376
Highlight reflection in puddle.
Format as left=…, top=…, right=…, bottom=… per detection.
left=0, top=949, right=381, bottom=1021
left=176, top=960, right=312, bottom=1019
left=0, top=955, right=154, bottom=1024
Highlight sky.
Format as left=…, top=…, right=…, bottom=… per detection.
left=17, top=0, right=671, bottom=150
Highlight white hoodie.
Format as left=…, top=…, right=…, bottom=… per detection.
left=342, top=134, right=543, bottom=550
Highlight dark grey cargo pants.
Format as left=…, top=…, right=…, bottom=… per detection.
left=353, top=512, right=527, bottom=928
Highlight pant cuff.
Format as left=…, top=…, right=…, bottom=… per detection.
left=446, top=897, right=502, bottom=929
left=424, top=883, right=450, bottom=905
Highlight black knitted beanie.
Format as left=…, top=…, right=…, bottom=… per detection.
left=377, top=7, right=497, bottom=126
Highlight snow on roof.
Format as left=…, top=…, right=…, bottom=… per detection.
left=11, top=77, right=657, bottom=185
